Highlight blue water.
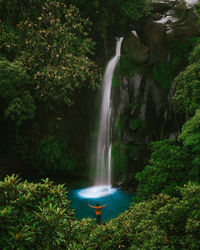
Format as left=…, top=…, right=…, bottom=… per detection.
left=68, top=187, right=134, bottom=222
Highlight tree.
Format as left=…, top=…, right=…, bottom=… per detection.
left=178, top=109, right=200, bottom=181
left=135, top=140, right=192, bottom=200
left=0, top=1, right=99, bottom=177
left=173, top=40, right=200, bottom=116
left=173, top=62, right=200, bottom=116
left=0, top=58, right=35, bottom=126
left=18, top=1, right=99, bottom=107
left=68, top=0, right=152, bottom=37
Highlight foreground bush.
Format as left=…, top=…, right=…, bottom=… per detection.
left=0, top=175, right=75, bottom=249
left=1, top=176, right=199, bottom=249
left=82, top=182, right=200, bottom=249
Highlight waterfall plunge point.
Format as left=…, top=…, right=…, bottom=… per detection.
left=78, top=185, right=117, bottom=198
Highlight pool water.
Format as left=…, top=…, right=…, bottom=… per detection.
left=68, top=186, right=133, bottom=222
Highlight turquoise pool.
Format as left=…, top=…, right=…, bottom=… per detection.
left=68, top=186, right=133, bottom=222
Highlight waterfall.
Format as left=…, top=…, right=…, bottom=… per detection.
left=78, top=37, right=123, bottom=199
left=94, top=37, right=124, bottom=186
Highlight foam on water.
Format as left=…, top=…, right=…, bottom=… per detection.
left=68, top=187, right=133, bottom=221
left=78, top=185, right=117, bottom=198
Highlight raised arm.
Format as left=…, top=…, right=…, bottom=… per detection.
left=101, top=203, right=108, bottom=208
left=88, top=204, right=94, bottom=208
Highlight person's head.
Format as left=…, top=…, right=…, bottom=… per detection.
left=96, top=203, right=99, bottom=206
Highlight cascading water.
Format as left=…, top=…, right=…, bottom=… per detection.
left=78, top=37, right=123, bottom=198
left=70, top=38, right=133, bottom=221
left=94, top=37, right=124, bottom=186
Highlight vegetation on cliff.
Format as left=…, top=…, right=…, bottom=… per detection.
left=68, top=0, right=152, bottom=36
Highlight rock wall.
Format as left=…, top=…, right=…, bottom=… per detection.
left=112, top=0, right=200, bottom=185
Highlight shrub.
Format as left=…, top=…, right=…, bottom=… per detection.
left=0, top=174, right=74, bottom=249
left=0, top=176, right=199, bottom=249
left=135, top=140, right=192, bottom=200
left=34, top=136, right=76, bottom=176
left=84, top=183, right=200, bottom=249
left=0, top=59, right=35, bottom=125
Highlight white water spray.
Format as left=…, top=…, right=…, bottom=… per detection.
left=94, top=37, right=124, bottom=186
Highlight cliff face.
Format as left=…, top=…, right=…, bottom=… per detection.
left=111, top=0, right=200, bottom=185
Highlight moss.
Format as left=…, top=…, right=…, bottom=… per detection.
left=129, top=117, right=146, bottom=136
left=112, top=73, right=121, bottom=87
left=119, top=54, right=135, bottom=76
left=170, top=38, right=196, bottom=63
left=152, top=38, right=197, bottom=92
left=119, top=54, right=148, bottom=77
left=176, top=1, right=187, bottom=19
left=152, top=62, right=173, bottom=91
left=112, top=141, right=128, bottom=179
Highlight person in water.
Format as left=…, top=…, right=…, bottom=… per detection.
left=88, top=203, right=108, bottom=224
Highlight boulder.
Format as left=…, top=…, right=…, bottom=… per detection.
left=152, top=0, right=200, bottom=40
left=122, top=31, right=149, bottom=64
left=173, top=2, right=200, bottom=38
left=143, top=22, right=167, bottom=62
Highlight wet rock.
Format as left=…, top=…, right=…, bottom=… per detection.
left=122, top=130, right=134, bottom=144
left=153, top=13, right=163, bottom=21
left=173, top=3, right=200, bottom=38
left=152, top=0, right=177, bottom=12
left=119, top=87, right=129, bottom=114
left=118, top=77, right=130, bottom=115
left=152, top=0, right=200, bottom=39
left=166, top=9, right=176, bottom=16
left=128, top=73, right=143, bottom=99
left=122, top=31, right=149, bottom=64
left=143, top=22, right=167, bottom=62
left=116, top=0, right=200, bottom=146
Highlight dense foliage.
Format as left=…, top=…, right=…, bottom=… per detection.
left=0, top=175, right=75, bottom=248
left=173, top=39, right=200, bottom=116
left=1, top=175, right=199, bottom=249
left=18, top=2, right=98, bottom=107
left=0, top=0, right=99, bottom=178
left=151, top=38, right=196, bottom=92
left=178, top=109, right=200, bottom=179
left=68, top=0, right=152, bottom=37
left=173, top=62, right=200, bottom=115
left=81, top=182, right=200, bottom=249
left=135, top=140, right=192, bottom=200
left=0, top=59, right=35, bottom=125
